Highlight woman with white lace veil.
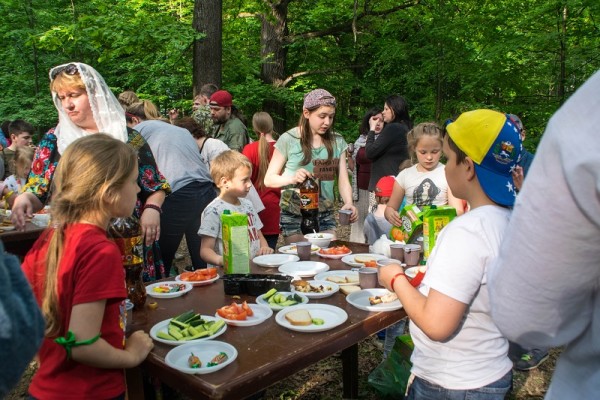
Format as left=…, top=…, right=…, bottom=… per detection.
left=11, top=62, right=171, bottom=281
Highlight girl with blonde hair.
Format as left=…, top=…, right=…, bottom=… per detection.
left=22, top=134, right=154, bottom=400
left=4, top=145, right=35, bottom=195
left=242, top=112, right=281, bottom=248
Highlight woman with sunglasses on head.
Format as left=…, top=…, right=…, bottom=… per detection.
left=11, top=62, right=171, bottom=281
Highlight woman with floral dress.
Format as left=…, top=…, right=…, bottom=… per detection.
left=12, top=62, right=171, bottom=281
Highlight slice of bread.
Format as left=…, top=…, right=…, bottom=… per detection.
left=285, top=309, right=313, bottom=326
left=354, top=255, right=375, bottom=264
left=340, top=285, right=361, bottom=295
left=326, top=275, right=347, bottom=284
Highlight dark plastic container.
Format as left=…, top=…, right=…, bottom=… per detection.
left=222, top=274, right=293, bottom=296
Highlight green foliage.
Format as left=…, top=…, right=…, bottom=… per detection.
left=0, top=0, right=598, bottom=153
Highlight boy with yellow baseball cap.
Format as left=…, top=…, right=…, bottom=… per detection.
left=379, top=109, right=521, bottom=398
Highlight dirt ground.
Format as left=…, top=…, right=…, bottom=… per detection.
left=6, top=217, right=556, bottom=399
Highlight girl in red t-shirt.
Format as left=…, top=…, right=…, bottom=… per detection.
left=242, top=112, right=281, bottom=249
left=22, top=134, right=154, bottom=400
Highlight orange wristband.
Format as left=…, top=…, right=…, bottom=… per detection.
left=389, top=272, right=405, bottom=291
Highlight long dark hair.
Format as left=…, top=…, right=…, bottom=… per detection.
left=298, top=106, right=335, bottom=165
left=385, top=94, right=413, bottom=128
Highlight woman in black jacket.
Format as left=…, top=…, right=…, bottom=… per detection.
left=365, top=94, right=412, bottom=191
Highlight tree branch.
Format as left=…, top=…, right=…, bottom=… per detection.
left=280, top=64, right=364, bottom=87
left=285, top=0, right=419, bottom=43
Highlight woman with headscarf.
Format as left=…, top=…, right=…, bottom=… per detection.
left=11, top=62, right=171, bottom=281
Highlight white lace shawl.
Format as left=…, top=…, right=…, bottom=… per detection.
left=49, top=62, right=128, bottom=154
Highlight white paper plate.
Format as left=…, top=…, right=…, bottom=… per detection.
left=0, top=225, right=16, bottom=232
left=175, top=274, right=220, bottom=287
left=146, top=281, right=193, bottom=299
left=317, top=249, right=352, bottom=259
left=253, top=254, right=299, bottom=268
left=278, top=244, right=320, bottom=255
left=346, top=288, right=403, bottom=312
left=214, top=303, right=273, bottom=327
left=256, top=291, right=309, bottom=311
left=278, top=261, right=329, bottom=277
left=165, top=341, right=237, bottom=374
left=341, top=253, right=388, bottom=268
left=291, top=280, right=339, bottom=299
left=314, top=270, right=360, bottom=286
left=405, top=266, right=427, bottom=279
left=275, top=304, right=348, bottom=333
left=150, top=315, right=227, bottom=345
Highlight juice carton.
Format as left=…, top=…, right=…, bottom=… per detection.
left=422, top=205, right=456, bottom=260
left=389, top=204, right=424, bottom=243
left=221, top=210, right=250, bottom=274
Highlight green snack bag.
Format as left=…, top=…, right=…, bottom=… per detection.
left=422, top=205, right=456, bottom=261
left=221, top=210, right=250, bottom=274
left=391, top=204, right=425, bottom=244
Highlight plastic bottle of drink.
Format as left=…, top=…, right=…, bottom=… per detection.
left=109, top=217, right=147, bottom=309
left=298, top=176, right=319, bottom=234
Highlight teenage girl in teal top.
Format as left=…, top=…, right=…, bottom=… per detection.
left=264, top=89, right=357, bottom=244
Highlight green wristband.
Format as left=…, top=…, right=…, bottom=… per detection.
left=55, top=330, right=101, bottom=359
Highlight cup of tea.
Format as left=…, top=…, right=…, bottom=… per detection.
left=296, top=241, right=312, bottom=261
left=358, top=267, right=378, bottom=289
left=389, top=243, right=405, bottom=262
left=339, top=210, right=352, bottom=225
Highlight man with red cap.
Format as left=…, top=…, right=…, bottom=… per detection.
left=209, top=90, right=248, bottom=152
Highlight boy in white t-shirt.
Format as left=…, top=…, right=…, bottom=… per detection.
left=379, top=110, right=522, bottom=398
left=199, top=150, right=273, bottom=267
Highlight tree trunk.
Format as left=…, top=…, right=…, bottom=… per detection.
left=557, top=4, right=567, bottom=104
left=24, top=0, right=39, bottom=96
left=259, top=0, right=289, bottom=133
left=193, top=0, right=222, bottom=96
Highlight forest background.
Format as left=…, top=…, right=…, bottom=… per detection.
left=1, top=0, right=599, bottom=152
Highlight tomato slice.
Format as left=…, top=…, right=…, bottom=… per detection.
left=206, top=267, right=218, bottom=278
left=242, top=301, right=254, bottom=317
left=217, top=303, right=248, bottom=320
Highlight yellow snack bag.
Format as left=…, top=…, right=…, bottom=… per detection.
left=422, top=205, right=456, bottom=260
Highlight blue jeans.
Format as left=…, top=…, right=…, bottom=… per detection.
left=383, top=318, right=407, bottom=358
left=159, top=181, right=216, bottom=271
left=407, top=370, right=512, bottom=400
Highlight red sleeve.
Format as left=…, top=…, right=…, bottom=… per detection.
left=242, top=142, right=260, bottom=185
left=73, top=241, right=125, bottom=305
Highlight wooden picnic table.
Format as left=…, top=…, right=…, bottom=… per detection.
left=127, top=241, right=406, bottom=400
left=0, top=222, right=45, bottom=258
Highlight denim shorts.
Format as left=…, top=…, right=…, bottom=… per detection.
left=406, top=370, right=512, bottom=400
left=280, top=209, right=336, bottom=237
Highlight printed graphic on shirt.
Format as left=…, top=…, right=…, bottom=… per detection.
left=412, top=178, right=441, bottom=207
left=313, top=158, right=338, bottom=181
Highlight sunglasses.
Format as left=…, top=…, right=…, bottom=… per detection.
left=50, top=63, right=79, bottom=80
